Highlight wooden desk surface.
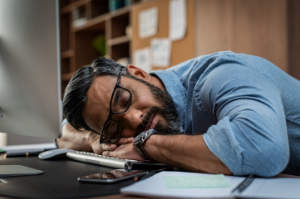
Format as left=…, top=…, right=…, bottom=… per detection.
left=0, top=195, right=143, bottom=199
left=1, top=157, right=298, bottom=199
left=0, top=157, right=138, bottom=199
left=0, top=155, right=223, bottom=199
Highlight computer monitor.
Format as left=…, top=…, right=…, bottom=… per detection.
left=0, top=0, right=61, bottom=144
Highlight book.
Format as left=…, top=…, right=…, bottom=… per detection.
left=121, top=171, right=300, bottom=199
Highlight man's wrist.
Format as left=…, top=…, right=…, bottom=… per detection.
left=133, top=129, right=157, bottom=159
left=87, top=131, right=99, bottom=145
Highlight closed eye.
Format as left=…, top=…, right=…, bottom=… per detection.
left=118, top=93, right=130, bottom=109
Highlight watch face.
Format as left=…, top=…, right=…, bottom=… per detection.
left=134, top=129, right=157, bottom=159
left=135, top=139, right=142, bottom=146
left=134, top=135, right=143, bottom=146
left=134, top=129, right=157, bottom=146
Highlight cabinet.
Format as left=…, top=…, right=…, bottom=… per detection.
left=59, top=0, right=138, bottom=96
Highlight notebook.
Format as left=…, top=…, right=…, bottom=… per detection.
left=121, top=171, right=300, bottom=199
left=0, top=165, right=44, bottom=177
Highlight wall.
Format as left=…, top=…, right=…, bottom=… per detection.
left=195, top=0, right=291, bottom=73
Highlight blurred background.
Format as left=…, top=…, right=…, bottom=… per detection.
left=1, top=0, right=300, bottom=146
left=58, top=0, right=300, bottom=97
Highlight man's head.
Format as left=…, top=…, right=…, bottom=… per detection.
left=63, top=57, right=179, bottom=144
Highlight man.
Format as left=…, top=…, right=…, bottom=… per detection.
left=59, top=51, right=300, bottom=177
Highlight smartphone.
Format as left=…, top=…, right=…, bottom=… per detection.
left=77, top=169, right=148, bottom=183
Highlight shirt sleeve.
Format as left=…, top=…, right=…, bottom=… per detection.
left=201, top=64, right=289, bottom=177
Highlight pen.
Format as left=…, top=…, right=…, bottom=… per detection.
left=136, top=168, right=165, bottom=181
left=231, top=174, right=255, bottom=194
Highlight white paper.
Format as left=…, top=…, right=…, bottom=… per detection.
left=238, top=177, right=300, bottom=199
left=0, top=132, right=7, bottom=147
left=133, top=48, right=152, bottom=72
left=139, top=7, right=158, bottom=38
left=169, top=0, right=186, bottom=41
left=122, top=171, right=300, bottom=199
left=2, top=142, right=56, bottom=156
left=151, top=38, right=171, bottom=67
left=122, top=171, right=243, bottom=198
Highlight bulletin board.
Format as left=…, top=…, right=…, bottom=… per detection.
left=131, top=0, right=195, bottom=70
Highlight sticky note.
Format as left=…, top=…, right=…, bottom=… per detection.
left=163, top=174, right=230, bottom=189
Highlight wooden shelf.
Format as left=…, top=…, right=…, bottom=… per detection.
left=108, top=36, right=130, bottom=46
left=61, top=49, right=74, bottom=59
left=108, top=6, right=131, bottom=18
left=59, top=0, right=137, bottom=98
left=62, top=0, right=91, bottom=14
left=72, top=14, right=107, bottom=32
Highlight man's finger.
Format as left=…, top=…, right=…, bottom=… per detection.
left=91, top=143, right=117, bottom=154
left=101, top=144, right=117, bottom=151
left=118, top=137, right=134, bottom=145
left=102, top=151, right=111, bottom=156
left=103, top=150, right=121, bottom=158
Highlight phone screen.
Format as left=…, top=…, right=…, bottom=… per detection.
left=77, top=169, right=147, bottom=183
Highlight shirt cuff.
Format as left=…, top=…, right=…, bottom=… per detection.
left=203, top=117, right=245, bottom=175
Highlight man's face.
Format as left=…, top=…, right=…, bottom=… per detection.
left=82, top=71, right=179, bottom=142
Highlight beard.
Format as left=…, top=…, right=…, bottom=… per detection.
left=133, top=77, right=180, bottom=135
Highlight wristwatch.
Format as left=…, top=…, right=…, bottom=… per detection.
left=133, top=129, right=157, bottom=159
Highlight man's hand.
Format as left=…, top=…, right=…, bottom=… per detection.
left=56, top=123, right=92, bottom=151
left=88, top=132, right=117, bottom=154
left=102, top=137, right=145, bottom=161
left=57, top=122, right=117, bottom=154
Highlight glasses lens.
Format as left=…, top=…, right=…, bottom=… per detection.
left=100, top=120, right=121, bottom=144
left=111, top=87, right=131, bottom=114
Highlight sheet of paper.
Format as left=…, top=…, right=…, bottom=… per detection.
left=169, top=0, right=186, bottom=41
left=133, top=48, right=152, bottom=72
left=139, top=7, right=158, bottom=38
left=163, top=174, right=230, bottom=189
left=238, top=177, right=300, bottom=199
left=122, top=171, right=300, bottom=199
left=151, top=38, right=171, bottom=67
left=121, top=171, right=243, bottom=199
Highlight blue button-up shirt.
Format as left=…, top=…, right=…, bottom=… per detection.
left=151, top=51, right=300, bottom=177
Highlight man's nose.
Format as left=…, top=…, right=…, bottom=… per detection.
left=122, top=108, right=144, bottom=130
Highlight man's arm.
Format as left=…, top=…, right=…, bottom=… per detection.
left=56, top=123, right=93, bottom=151
left=57, top=122, right=117, bottom=154
left=145, top=134, right=232, bottom=174
left=102, top=133, right=232, bottom=174
left=195, top=65, right=289, bottom=177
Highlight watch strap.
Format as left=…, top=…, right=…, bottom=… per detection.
left=134, top=129, right=157, bottom=159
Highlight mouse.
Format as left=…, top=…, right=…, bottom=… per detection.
left=38, top=148, right=74, bottom=160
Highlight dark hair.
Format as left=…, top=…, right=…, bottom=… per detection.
left=62, top=57, right=129, bottom=131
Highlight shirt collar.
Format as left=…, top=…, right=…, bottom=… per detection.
left=150, top=69, right=186, bottom=132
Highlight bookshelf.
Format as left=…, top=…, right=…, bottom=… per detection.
left=59, top=0, right=300, bottom=97
left=59, top=0, right=138, bottom=96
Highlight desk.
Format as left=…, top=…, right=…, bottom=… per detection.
left=0, top=157, right=142, bottom=199
left=1, top=157, right=298, bottom=199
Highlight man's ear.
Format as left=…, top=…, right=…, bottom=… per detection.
left=126, top=65, right=151, bottom=81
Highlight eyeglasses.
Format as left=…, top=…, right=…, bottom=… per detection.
left=99, top=68, right=132, bottom=144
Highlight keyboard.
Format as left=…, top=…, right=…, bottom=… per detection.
left=66, top=151, right=137, bottom=169
left=66, top=150, right=169, bottom=171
